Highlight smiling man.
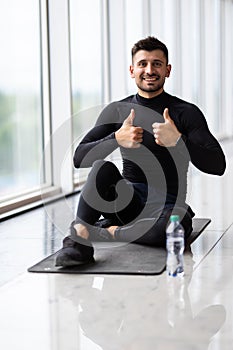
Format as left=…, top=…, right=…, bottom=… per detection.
left=55, top=37, right=226, bottom=267
left=130, top=45, right=171, bottom=98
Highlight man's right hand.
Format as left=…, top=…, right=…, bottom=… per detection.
left=115, top=109, right=143, bottom=148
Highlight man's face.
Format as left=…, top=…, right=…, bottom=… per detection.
left=129, top=49, right=171, bottom=98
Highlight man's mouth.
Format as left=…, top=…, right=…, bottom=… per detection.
left=142, top=75, right=160, bottom=82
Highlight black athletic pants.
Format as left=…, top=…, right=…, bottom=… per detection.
left=75, top=160, right=193, bottom=247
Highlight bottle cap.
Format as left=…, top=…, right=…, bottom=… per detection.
left=170, top=215, right=180, bottom=222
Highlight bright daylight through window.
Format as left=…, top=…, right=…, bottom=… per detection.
left=0, top=0, right=44, bottom=201
left=69, top=0, right=103, bottom=184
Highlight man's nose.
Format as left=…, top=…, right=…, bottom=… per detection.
left=145, top=63, right=153, bottom=74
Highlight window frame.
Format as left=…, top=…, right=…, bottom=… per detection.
left=0, top=0, right=73, bottom=219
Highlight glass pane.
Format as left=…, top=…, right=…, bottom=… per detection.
left=0, top=0, right=44, bottom=198
left=69, top=0, right=103, bottom=139
left=201, top=0, right=217, bottom=133
left=125, top=0, right=144, bottom=95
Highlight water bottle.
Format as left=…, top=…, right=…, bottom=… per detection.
left=166, top=215, right=185, bottom=277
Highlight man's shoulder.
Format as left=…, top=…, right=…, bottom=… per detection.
left=166, top=92, right=197, bottom=109
left=166, top=93, right=203, bottom=118
left=95, top=95, right=136, bottom=125
left=103, top=95, right=136, bottom=109
left=118, top=95, right=136, bottom=103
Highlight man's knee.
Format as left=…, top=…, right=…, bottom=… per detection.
left=91, top=160, right=119, bottom=178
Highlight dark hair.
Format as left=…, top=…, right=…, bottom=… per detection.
left=131, top=36, right=169, bottom=64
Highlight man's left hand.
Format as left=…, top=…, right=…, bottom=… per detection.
left=152, top=108, right=181, bottom=147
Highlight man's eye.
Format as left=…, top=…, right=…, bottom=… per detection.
left=154, top=62, right=162, bottom=68
left=138, top=62, right=146, bottom=67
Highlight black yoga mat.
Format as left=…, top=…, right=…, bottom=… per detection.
left=28, top=218, right=210, bottom=275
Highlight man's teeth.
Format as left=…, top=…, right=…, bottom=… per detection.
left=143, top=77, right=159, bottom=81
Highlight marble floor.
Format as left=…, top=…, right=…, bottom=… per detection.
left=0, top=139, right=233, bottom=350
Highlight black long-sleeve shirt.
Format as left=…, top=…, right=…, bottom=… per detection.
left=73, top=91, right=226, bottom=206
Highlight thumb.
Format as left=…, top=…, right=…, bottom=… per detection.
left=123, top=109, right=135, bottom=126
left=163, top=108, right=172, bottom=123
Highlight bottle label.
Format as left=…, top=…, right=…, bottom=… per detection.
left=166, top=237, right=184, bottom=277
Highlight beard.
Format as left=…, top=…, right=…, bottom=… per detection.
left=136, top=75, right=166, bottom=94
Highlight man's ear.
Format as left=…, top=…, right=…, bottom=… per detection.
left=129, top=65, right=135, bottom=78
left=166, top=64, right=172, bottom=78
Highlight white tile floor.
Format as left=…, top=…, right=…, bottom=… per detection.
left=0, top=139, right=232, bottom=350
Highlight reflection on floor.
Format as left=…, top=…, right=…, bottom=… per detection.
left=0, top=140, right=232, bottom=350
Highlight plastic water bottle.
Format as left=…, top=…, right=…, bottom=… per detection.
left=166, top=215, right=185, bottom=277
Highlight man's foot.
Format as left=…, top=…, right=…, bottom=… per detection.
left=55, top=221, right=119, bottom=267
left=73, top=223, right=90, bottom=240
left=71, top=220, right=118, bottom=242
left=55, top=235, right=94, bottom=267
left=106, top=226, right=118, bottom=238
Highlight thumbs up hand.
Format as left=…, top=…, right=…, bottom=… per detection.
left=152, top=108, right=181, bottom=147
left=115, top=109, right=143, bottom=148
left=123, top=108, right=135, bottom=126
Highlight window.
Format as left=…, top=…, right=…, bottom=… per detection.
left=149, top=0, right=233, bottom=138
left=69, top=0, right=103, bottom=184
left=1, top=0, right=232, bottom=218
left=0, top=0, right=44, bottom=200
left=69, top=0, right=103, bottom=138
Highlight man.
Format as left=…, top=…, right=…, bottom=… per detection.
left=55, top=36, right=226, bottom=267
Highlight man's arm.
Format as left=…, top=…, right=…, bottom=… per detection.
left=180, top=127, right=226, bottom=176
left=73, top=103, right=120, bottom=168
left=73, top=105, right=143, bottom=168
left=152, top=105, right=226, bottom=176
left=180, top=105, right=226, bottom=175
left=73, top=124, right=119, bottom=168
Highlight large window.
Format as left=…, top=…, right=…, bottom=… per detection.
left=0, top=0, right=44, bottom=199
left=69, top=0, right=103, bottom=139
left=1, top=0, right=233, bottom=217
left=69, top=0, right=104, bottom=184
left=149, top=0, right=233, bottom=137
